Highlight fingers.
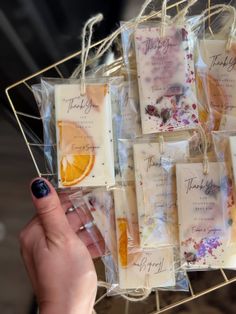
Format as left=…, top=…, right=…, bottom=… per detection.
left=30, top=178, right=104, bottom=258
left=30, top=178, right=73, bottom=242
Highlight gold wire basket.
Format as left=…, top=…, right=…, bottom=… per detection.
left=5, top=0, right=236, bottom=312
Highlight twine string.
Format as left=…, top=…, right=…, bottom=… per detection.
left=80, top=13, right=103, bottom=94
left=192, top=4, right=236, bottom=50
left=161, top=0, right=168, bottom=37
left=97, top=281, right=152, bottom=302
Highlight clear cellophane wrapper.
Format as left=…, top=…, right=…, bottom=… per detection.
left=194, top=4, right=236, bottom=134
left=176, top=128, right=236, bottom=271
left=114, top=131, right=197, bottom=291
left=33, top=77, right=116, bottom=188
left=211, top=130, right=236, bottom=269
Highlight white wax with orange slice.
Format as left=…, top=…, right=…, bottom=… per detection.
left=114, top=186, right=175, bottom=289
left=198, top=40, right=236, bottom=130
left=55, top=83, right=115, bottom=188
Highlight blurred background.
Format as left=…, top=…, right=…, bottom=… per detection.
left=1, top=0, right=236, bottom=313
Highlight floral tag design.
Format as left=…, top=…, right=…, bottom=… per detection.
left=176, top=162, right=228, bottom=269
left=135, top=25, right=199, bottom=134
left=133, top=141, right=189, bottom=248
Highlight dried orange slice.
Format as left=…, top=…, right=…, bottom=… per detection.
left=118, top=218, right=128, bottom=267
left=117, top=218, right=142, bottom=267
left=196, top=71, right=226, bottom=130
left=58, top=121, right=95, bottom=186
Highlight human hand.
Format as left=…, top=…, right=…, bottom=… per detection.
left=20, top=178, right=97, bottom=314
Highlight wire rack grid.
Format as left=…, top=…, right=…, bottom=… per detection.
left=5, top=0, right=236, bottom=312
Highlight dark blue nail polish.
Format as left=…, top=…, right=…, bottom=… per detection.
left=31, top=179, right=50, bottom=199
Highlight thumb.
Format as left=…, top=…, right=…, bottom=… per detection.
left=30, top=178, right=72, bottom=240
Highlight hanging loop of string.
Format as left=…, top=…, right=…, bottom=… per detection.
left=71, top=0, right=195, bottom=78
left=80, top=13, right=103, bottom=95
left=72, top=1, right=236, bottom=80
left=173, top=0, right=198, bottom=24
left=97, top=281, right=152, bottom=302
left=208, top=0, right=214, bottom=37
left=161, top=0, right=168, bottom=37
left=136, top=0, right=157, bottom=20
left=192, top=4, right=236, bottom=51
left=198, top=124, right=209, bottom=175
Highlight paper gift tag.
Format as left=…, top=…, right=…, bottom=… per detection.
left=114, top=186, right=175, bottom=289
left=118, top=247, right=175, bottom=290
left=176, top=162, right=228, bottom=269
left=135, top=25, right=198, bottom=134
left=198, top=40, right=236, bottom=130
left=55, top=83, right=115, bottom=187
left=133, top=140, right=189, bottom=248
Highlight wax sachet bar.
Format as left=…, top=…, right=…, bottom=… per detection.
left=177, top=162, right=236, bottom=269
left=114, top=185, right=176, bottom=289
left=135, top=24, right=199, bottom=134
left=55, top=82, right=115, bottom=188
left=197, top=40, right=236, bottom=130
left=133, top=140, right=189, bottom=248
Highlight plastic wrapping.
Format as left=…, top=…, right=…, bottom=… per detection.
left=113, top=182, right=189, bottom=291
left=177, top=160, right=230, bottom=270
left=134, top=21, right=199, bottom=134
left=176, top=129, right=236, bottom=270
left=112, top=133, right=194, bottom=291
left=212, top=131, right=236, bottom=268
left=195, top=4, right=236, bottom=132
left=69, top=187, right=119, bottom=284
left=32, top=82, right=57, bottom=185
left=33, top=77, right=116, bottom=188
left=133, top=137, right=189, bottom=248
left=59, top=189, right=106, bottom=258
left=110, top=77, right=141, bottom=182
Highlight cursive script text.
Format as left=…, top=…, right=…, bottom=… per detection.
left=64, top=96, right=97, bottom=114
left=142, top=37, right=175, bottom=55
left=133, top=256, right=166, bottom=274
left=184, top=176, right=220, bottom=196
left=144, top=155, right=161, bottom=172
left=209, top=53, right=236, bottom=72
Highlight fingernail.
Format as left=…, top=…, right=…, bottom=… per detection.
left=31, top=179, right=50, bottom=199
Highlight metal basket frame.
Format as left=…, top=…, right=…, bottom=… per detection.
left=5, top=0, right=236, bottom=312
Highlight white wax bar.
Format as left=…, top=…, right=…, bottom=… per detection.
left=55, top=83, right=115, bottom=187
